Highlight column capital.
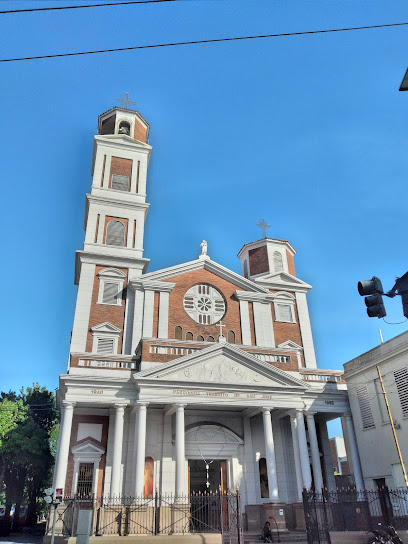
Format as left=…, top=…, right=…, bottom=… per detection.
left=343, top=412, right=352, bottom=419
left=306, top=411, right=317, bottom=418
left=62, top=401, right=76, bottom=409
left=262, top=407, right=272, bottom=415
left=114, top=403, right=127, bottom=411
left=134, top=401, right=149, bottom=413
left=175, top=403, right=187, bottom=410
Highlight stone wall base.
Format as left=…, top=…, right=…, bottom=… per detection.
left=263, top=502, right=287, bottom=531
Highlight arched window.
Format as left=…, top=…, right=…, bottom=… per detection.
left=118, top=121, right=131, bottom=136
left=227, top=330, right=235, bottom=344
left=106, top=220, right=125, bottom=247
left=144, top=457, right=154, bottom=498
left=207, top=336, right=215, bottom=342
left=243, top=260, right=249, bottom=279
left=273, top=251, right=283, bottom=273
left=197, top=335, right=204, bottom=342
left=174, top=326, right=183, bottom=340
left=186, top=332, right=193, bottom=341
left=259, top=458, right=269, bottom=498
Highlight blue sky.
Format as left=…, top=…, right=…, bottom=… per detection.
left=1, top=1, right=408, bottom=436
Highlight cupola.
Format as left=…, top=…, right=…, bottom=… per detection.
left=237, top=237, right=296, bottom=279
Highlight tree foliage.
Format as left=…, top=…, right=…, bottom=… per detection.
left=0, top=384, right=58, bottom=527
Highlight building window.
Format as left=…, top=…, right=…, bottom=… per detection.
left=259, top=458, right=269, bottom=498
left=106, top=220, right=125, bottom=247
left=186, top=332, right=193, bottom=341
left=118, top=120, right=131, bottom=136
left=175, top=326, right=183, bottom=340
left=273, top=251, right=283, bottom=273
left=76, top=462, right=94, bottom=498
left=197, top=335, right=204, bottom=342
left=97, top=268, right=126, bottom=306
left=207, top=336, right=215, bottom=342
left=183, top=284, right=226, bottom=324
left=275, top=303, right=294, bottom=323
left=394, top=367, right=408, bottom=418
left=243, top=260, right=249, bottom=279
left=227, top=330, right=235, bottom=344
left=111, top=174, right=130, bottom=191
left=96, top=337, right=115, bottom=355
left=356, top=385, right=375, bottom=429
left=102, top=282, right=119, bottom=305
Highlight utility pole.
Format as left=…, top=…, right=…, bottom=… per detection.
left=377, top=365, right=408, bottom=488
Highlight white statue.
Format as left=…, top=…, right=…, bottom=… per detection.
left=199, top=240, right=209, bottom=261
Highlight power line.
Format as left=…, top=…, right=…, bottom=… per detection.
left=0, top=0, right=180, bottom=15
left=1, top=21, right=408, bottom=63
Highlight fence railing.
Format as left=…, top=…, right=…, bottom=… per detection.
left=46, top=490, right=242, bottom=542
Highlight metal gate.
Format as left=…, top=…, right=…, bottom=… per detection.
left=302, top=489, right=331, bottom=544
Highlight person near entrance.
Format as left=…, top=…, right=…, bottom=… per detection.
left=260, top=521, right=273, bottom=543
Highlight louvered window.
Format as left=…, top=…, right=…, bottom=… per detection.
left=394, top=367, right=408, bottom=418
left=111, top=174, right=129, bottom=191
left=276, top=304, right=293, bottom=322
left=273, top=251, right=283, bottom=273
left=97, top=337, right=115, bottom=355
left=103, top=282, right=118, bottom=305
left=106, top=220, right=125, bottom=247
left=356, top=385, right=375, bottom=429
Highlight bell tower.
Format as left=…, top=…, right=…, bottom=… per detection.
left=70, top=102, right=152, bottom=355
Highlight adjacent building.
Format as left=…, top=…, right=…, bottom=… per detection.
left=343, top=330, right=408, bottom=490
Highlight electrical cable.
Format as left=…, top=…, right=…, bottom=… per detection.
left=383, top=317, right=408, bottom=325
left=1, top=21, right=408, bottom=63
left=0, top=0, right=180, bottom=15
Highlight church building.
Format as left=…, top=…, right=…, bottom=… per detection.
left=53, top=104, right=363, bottom=532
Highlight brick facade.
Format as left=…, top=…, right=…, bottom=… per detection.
left=248, top=246, right=269, bottom=276
left=109, top=156, right=133, bottom=189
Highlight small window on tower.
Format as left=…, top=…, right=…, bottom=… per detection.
left=275, top=304, right=294, bottom=323
left=111, top=174, right=130, bottom=191
left=102, top=282, right=119, bottom=305
left=273, top=252, right=284, bottom=273
left=197, top=335, right=204, bottom=342
left=97, top=337, right=115, bottom=355
left=106, top=220, right=125, bottom=247
left=175, top=326, right=183, bottom=340
left=227, top=330, right=236, bottom=344
left=243, top=260, right=249, bottom=279
left=185, top=332, right=193, bottom=341
left=118, top=121, right=131, bottom=136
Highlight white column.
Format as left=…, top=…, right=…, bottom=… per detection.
left=122, top=288, right=135, bottom=354
left=295, top=292, right=317, bottom=369
left=158, top=291, right=170, bottom=339
left=70, top=263, right=96, bottom=353
left=239, top=300, right=252, bottom=345
left=319, top=420, right=336, bottom=492
left=296, top=409, right=312, bottom=490
left=96, top=213, right=105, bottom=244
left=344, top=413, right=364, bottom=491
left=131, top=289, right=145, bottom=353
left=134, top=403, right=148, bottom=496
left=306, top=412, right=323, bottom=491
left=262, top=409, right=279, bottom=501
left=142, top=289, right=155, bottom=338
left=290, top=413, right=304, bottom=501
left=54, top=402, right=75, bottom=492
left=243, top=416, right=257, bottom=504
left=130, top=159, right=138, bottom=193
left=175, top=404, right=186, bottom=499
left=110, top=404, right=126, bottom=497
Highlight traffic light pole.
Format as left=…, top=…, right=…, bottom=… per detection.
left=377, top=365, right=408, bottom=488
left=50, top=502, right=58, bottom=544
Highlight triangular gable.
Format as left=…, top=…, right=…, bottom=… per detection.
left=277, top=340, right=303, bottom=350
left=71, top=440, right=105, bottom=456
left=136, top=343, right=308, bottom=389
left=141, top=258, right=268, bottom=293
left=254, top=271, right=312, bottom=291
left=90, top=322, right=122, bottom=333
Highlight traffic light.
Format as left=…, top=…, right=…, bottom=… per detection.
left=44, top=488, right=53, bottom=504
left=357, top=276, right=386, bottom=318
left=54, top=488, right=63, bottom=504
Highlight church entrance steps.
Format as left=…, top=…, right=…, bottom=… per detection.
left=44, top=535, right=223, bottom=544
left=243, top=531, right=307, bottom=544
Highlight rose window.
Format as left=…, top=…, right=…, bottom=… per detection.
left=183, top=284, right=225, bottom=324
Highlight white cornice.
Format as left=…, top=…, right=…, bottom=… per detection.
left=237, top=238, right=296, bottom=258
left=234, top=291, right=274, bottom=303
left=141, top=259, right=268, bottom=293
left=129, top=280, right=176, bottom=293
left=254, top=272, right=312, bottom=293
left=75, top=251, right=150, bottom=284
left=86, top=193, right=150, bottom=213
left=94, top=134, right=152, bottom=151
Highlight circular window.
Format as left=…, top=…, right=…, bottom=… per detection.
left=183, top=284, right=226, bottom=325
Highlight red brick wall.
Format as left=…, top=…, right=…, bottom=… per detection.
left=85, top=266, right=128, bottom=353
left=109, top=157, right=132, bottom=189
left=248, top=246, right=269, bottom=276
left=99, top=114, right=116, bottom=135
left=65, top=414, right=109, bottom=497
left=152, top=292, right=160, bottom=338
left=165, top=269, right=243, bottom=344
left=286, top=250, right=296, bottom=276
left=270, top=295, right=304, bottom=366
left=134, top=119, right=148, bottom=142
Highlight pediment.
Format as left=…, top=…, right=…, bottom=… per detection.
left=140, top=258, right=268, bottom=293
left=136, top=343, right=308, bottom=389
left=254, top=271, right=312, bottom=291
left=71, top=440, right=105, bottom=456
left=90, top=322, right=122, bottom=334
left=98, top=267, right=126, bottom=278
left=277, top=340, right=303, bottom=350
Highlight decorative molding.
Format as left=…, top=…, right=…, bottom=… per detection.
left=91, top=322, right=122, bottom=334
left=98, top=268, right=127, bottom=278
left=129, top=279, right=176, bottom=293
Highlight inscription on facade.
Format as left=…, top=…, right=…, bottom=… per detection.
left=172, top=389, right=274, bottom=400
left=91, top=389, right=104, bottom=395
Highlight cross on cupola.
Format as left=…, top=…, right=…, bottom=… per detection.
left=256, top=218, right=271, bottom=238
left=115, top=92, right=137, bottom=110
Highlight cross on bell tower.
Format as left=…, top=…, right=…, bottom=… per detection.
left=115, top=92, right=137, bottom=110
left=256, top=219, right=271, bottom=238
